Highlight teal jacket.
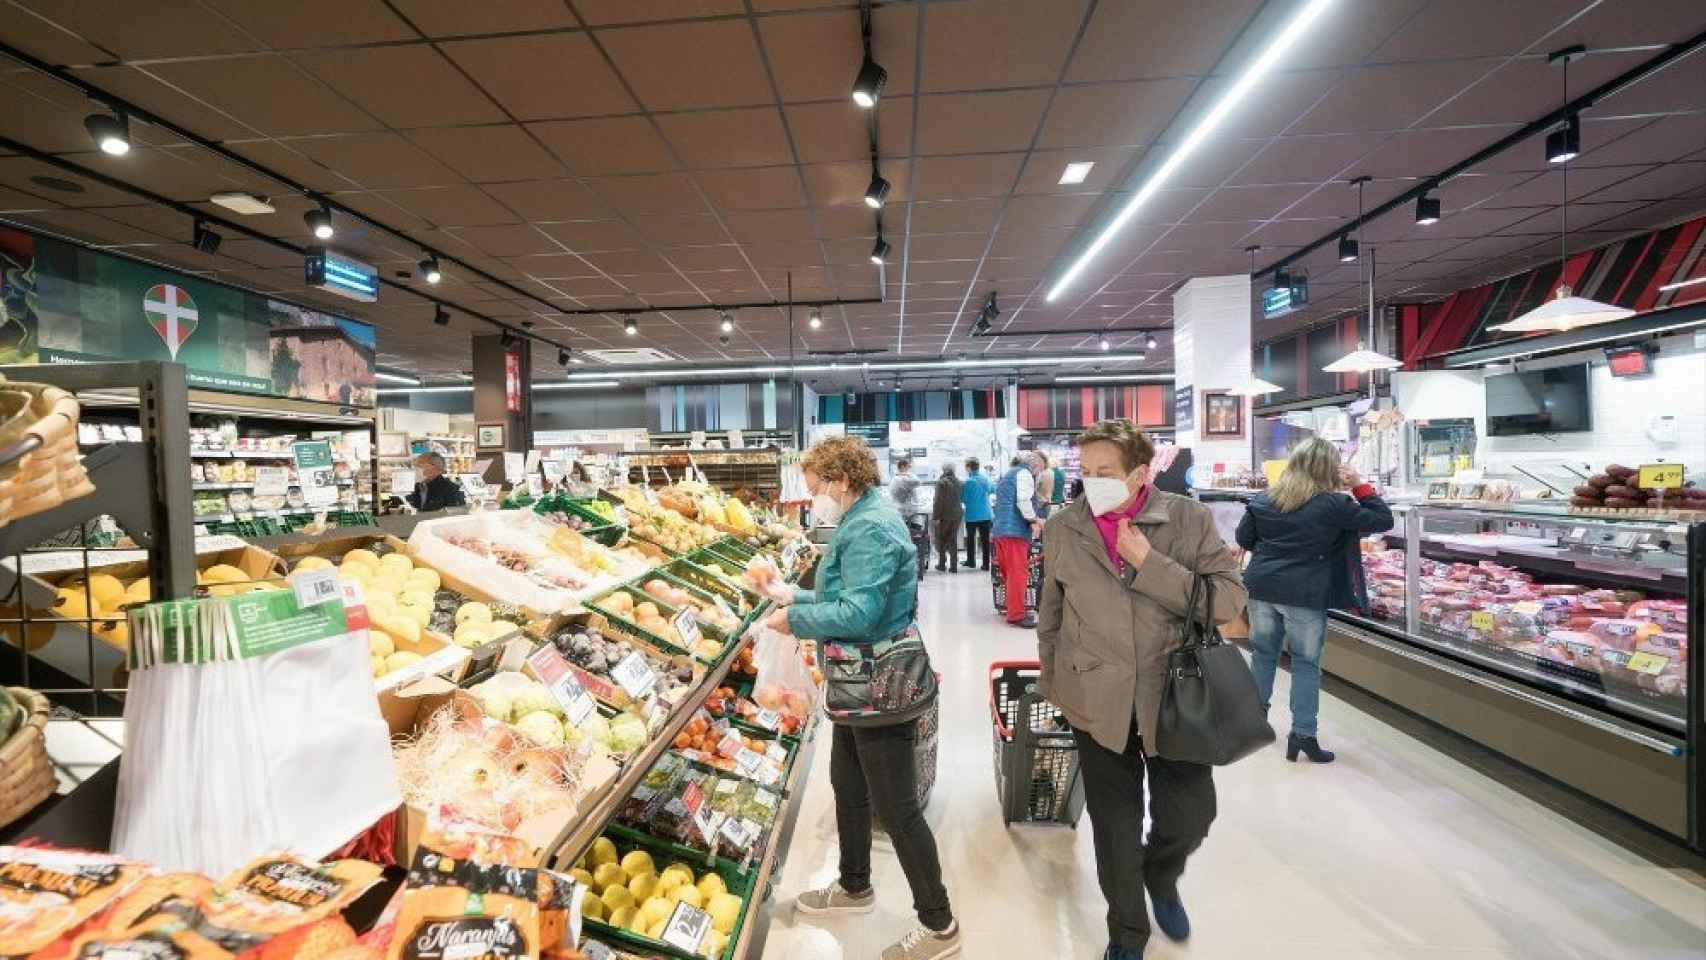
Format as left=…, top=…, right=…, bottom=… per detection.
left=961, top=472, right=994, bottom=523
left=788, top=488, right=918, bottom=642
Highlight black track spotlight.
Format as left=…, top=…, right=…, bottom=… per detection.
left=808, top=307, right=822, bottom=330
left=851, top=54, right=887, bottom=108
left=500, top=330, right=519, bottom=349
left=191, top=219, right=221, bottom=254
left=419, top=255, right=442, bottom=284
left=1546, top=113, right=1580, bottom=164
left=870, top=236, right=890, bottom=265
left=863, top=173, right=891, bottom=209
left=433, top=306, right=450, bottom=327
left=982, top=291, right=1000, bottom=323
left=1145, top=333, right=1158, bottom=351
left=719, top=332, right=732, bottom=346
left=624, top=316, right=639, bottom=337
left=1337, top=234, right=1359, bottom=263
left=1098, top=335, right=1111, bottom=352
left=304, top=205, right=333, bottom=241
left=1415, top=192, right=1441, bottom=226
left=557, top=348, right=570, bottom=367
left=720, top=311, right=735, bottom=333
left=1274, top=266, right=1292, bottom=289
left=83, top=111, right=129, bottom=156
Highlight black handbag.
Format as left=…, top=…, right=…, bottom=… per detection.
left=1154, top=575, right=1275, bottom=765
left=822, top=623, right=939, bottom=728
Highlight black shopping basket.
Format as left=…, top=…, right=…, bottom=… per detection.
left=989, top=660, right=1083, bottom=827
left=990, top=538, right=1044, bottom=614
left=906, top=514, right=930, bottom=581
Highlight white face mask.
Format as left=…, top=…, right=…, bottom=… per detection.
left=811, top=491, right=844, bottom=525
left=1082, top=475, right=1134, bottom=517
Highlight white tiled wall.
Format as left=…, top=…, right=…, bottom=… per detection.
left=1175, top=274, right=1254, bottom=471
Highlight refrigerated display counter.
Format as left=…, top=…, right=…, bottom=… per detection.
left=1326, top=502, right=1702, bottom=849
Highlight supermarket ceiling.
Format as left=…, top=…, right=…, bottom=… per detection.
left=1, top=0, right=1704, bottom=386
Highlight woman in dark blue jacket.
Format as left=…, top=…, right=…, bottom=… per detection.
left=1235, top=438, right=1393, bottom=764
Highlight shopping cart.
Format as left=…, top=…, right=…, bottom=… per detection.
left=990, top=538, right=1044, bottom=614
left=906, top=514, right=930, bottom=581
left=989, top=660, right=1083, bottom=827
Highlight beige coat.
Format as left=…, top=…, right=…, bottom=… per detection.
left=1036, top=491, right=1247, bottom=754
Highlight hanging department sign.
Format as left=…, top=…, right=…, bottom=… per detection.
left=304, top=250, right=379, bottom=303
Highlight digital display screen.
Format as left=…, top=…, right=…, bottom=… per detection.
left=1484, top=364, right=1592, bottom=436
left=1604, top=346, right=1653, bottom=378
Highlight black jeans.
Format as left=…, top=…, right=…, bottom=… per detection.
left=935, top=530, right=958, bottom=570
left=963, top=520, right=991, bottom=570
left=1073, top=722, right=1216, bottom=952
left=831, top=721, right=953, bottom=931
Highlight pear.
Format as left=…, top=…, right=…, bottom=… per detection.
left=580, top=890, right=606, bottom=922
left=592, top=862, right=628, bottom=892
left=619, top=849, right=655, bottom=878
left=589, top=836, right=619, bottom=867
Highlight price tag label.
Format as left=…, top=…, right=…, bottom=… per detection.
left=735, top=747, right=766, bottom=778
left=1511, top=601, right=1542, bottom=616
left=755, top=760, right=782, bottom=786
left=781, top=540, right=803, bottom=571
left=1469, top=611, right=1495, bottom=632
left=673, top=606, right=702, bottom=649
left=753, top=707, right=782, bottom=732
left=568, top=664, right=618, bottom=705
left=292, top=568, right=341, bottom=609
left=610, top=650, right=658, bottom=699
left=389, top=468, right=417, bottom=495
left=529, top=648, right=598, bottom=727
left=719, top=816, right=758, bottom=850
left=1626, top=651, right=1669, bottom=675
left=459, top=474, right=489, bottom=498
left=716, top=731, right=744, bottom=759
left=681, top=780, right=705, bottom=818
left=1637, top=463, right=1683, bottom=490
left=302, top=466, right=339, bottom=506
left=661, top=903, right=712, bottom=953
left=252, top=466, right=290, bottom=496
left=753, top=787, right=777, bottom=811
left=713, top=594, right=735, bottom=620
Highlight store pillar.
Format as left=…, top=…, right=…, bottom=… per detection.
left=1172, top=275, right=1253, bottom=476
left=471, top=333, right=531, bottom=486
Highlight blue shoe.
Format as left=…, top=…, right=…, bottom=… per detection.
left=1102, top=946, right=1143, bottom=960
left=1151, top=896, right=1190, bottom=942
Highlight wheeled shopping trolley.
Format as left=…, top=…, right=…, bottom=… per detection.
left=989, top=660, right=1084, bottom=827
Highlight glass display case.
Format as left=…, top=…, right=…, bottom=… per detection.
left=1343, top=502, right=1698, bottom=735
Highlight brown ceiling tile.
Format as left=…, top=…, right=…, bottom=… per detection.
left=292, top=132, right=462, bottom=190
left=1292, top=61, right=1477, bottom=135
left=584, top=250, right=675, bottom=274
left=505, top=253, right=596, bottom=278
left=656, top=108, right=794, bottom=169
left=903, top=260, right=976, bottom=283
left=14, top=0, right=259, bottom=59
left=990, top=225, right=1074, bottom=259
left=904, top=233, right=988, bottom=260
left=74, top=65, right=257, bottom=142
left=905, top=199, right=1003, bottom=234
left=589, top=174, right=709, bottom=217
left=630, top=213, right=729, bottom=244
left=1189, top=183, right=1315, bottom=223
left=812, top=204, right=877, bottom=238
left=910, top=154, right=1025, bottom=200
left=1002, top=193, right=1101, bottom=231
left=441, top=34, right=637, bottom=120
left=1038, top=80, right=1195, bottom=150
left=741, top=241, right=825, bottom=269
left=390, top=0, right=577, bottom=36
left=529, top=117, right=678, bottom=176
left=1013, top=148, right=1137, bottom=195
left=205, top=0, right=415, bottom=46
left=0, top=6, right=110, bottom=65
left=0, top=156, right=145, bottom=207
left=696, top=167, right=807, bottom=211
left=914, top=90, right=1051, bottom=155
left=11, top=207, right=168, bottom=245
left=1067, top=0, right=1261, bottom=83
left=377, top=185, right=523, bottom=226
left=291, top=45, right=507, bottom=129
left=1229, top=133, right=1389, bottom=186
left=921, top=0, right=1090, bottom=91
left=598, top=20, right=773, bottom=111
left=536, top=219, right=645, bottom=252
left=800, top=161, right=909, bottom=207
left=616, top=272, right=699, bottom=297
left=659, top=245, right=752, bottom=272
left=80, top=204, right=191, bottom=238
left=0, top=77, right=115, bottom=154
left=784, top=99, right=913, bottom=164
left=721, top=208, right=818, bottom=242
left=572, top=0, right=744, bottom=25
left=407, top=125, right=566, bottom=182
left=545, top=275, right=627, bottom=296
left=755, top=7, right=917, bottom=102
left=145, top=57, right=382, bottom=138
left=481, top=180, right=614, bottom=221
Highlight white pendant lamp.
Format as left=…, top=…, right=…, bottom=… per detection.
left=1323, top=342, right=1402, bottom=373
left=1487, top=283, right=1634, bottom=333
left=1230, top=378, right=1285, bottom=397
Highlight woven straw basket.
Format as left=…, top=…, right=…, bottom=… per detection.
left=0, top=687, right=55, bottom=830
left=0, top=381, right=94, bottom=528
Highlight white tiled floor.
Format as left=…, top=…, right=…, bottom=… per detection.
left=762, top=570, right=1706, bottom=960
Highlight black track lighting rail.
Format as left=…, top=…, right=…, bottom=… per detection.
left=0, top=40, right=581, bottom=329
left=970, top=325, right=1169, bottom=339
left=1256, top=27, right=1706, bottom=280
left=546, top=297, right=884, bottom=318
left=0, top=134, right=575, bottom=353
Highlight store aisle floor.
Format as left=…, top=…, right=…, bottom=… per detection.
left=763, top=571, right=1706, bottom=960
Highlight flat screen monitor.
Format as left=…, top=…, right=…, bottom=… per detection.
left=1484, top=364, right=1592, bottom=436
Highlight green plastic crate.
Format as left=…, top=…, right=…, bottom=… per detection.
left=584, top=582, right=725, bottom=664
left=670, top=555, right=762, bottom=617
left=580, top=824, right=757, bottom=960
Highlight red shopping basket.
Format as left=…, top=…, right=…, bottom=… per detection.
left=989, top=661, right=1084, bottom=827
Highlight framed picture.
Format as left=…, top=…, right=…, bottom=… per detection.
left=476, top=422, right=505, bottom=449
left=377, top=431, right=407, bottom=458
left=1201, top=390, right=1244, bottom=439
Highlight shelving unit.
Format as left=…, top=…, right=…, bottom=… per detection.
left=624, top=447, right=787, bottom=501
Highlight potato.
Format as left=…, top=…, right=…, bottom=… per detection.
left=293, top=556, right=334, bottom=573
left=201, top=564, right=249, bottom=585
left=338, top=562, right=372, bottom=585
left=453, top=622, right=489, bottom=648
left=369, top=629, right=396, bottom=659
left=455, top=601, right=492, bottom=626
left=383, top=651, right=422, bottom=674
left=370, top=655, right=386, bottom=677
left=399, top=589, right=435, bottom=610
left=405, top=568, right=440, bottom=592
left=379, top=553, right=413, bottom=576
left=635, top=602, right=660, bottom=620
left=485, top=619, right=518, bottom=641
left=343, top=548, right=380, bottom=570
left=93, top=620, right=128, bottom=651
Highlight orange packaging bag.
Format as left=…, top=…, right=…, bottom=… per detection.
left=62, top=917, right=229, bottom=960
left=0, top=848, right=147, bottom=957
left=28, top=873, right=213, bottom=960
left=385, top=850, right=539, bottom=960
left=195, top=856, right=380, bottom=954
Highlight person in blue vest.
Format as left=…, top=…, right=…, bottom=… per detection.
left=960, top=458, right=993, bottom=571
left=992, top=450, right=1044, bottom=628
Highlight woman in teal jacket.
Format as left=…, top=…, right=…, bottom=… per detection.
left=959, top=457, right=994, bottom=571
left=762, top=436, right=960, bottom=960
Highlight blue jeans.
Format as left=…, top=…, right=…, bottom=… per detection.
left=1247, top=599, right=1327, bottom=737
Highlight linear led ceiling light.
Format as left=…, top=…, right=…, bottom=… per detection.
left=418, top=255, right=442, bottom=284
left=375, top=370, right=421, bottom=385
left=553, top=353, right=1156, bottom=382
left=1046, top=0, right=1334, bottom=301
left=1659, top=275, right=1705, bottom=292
left=83, top=109, right=129, bottom=156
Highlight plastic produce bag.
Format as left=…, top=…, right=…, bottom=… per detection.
left=751, top=626, right=819, bottom=733
left=114, top=583, right=400, bottom=878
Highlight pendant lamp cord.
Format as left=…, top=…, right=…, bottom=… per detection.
left=1559, top=57, right=1569, bottom=285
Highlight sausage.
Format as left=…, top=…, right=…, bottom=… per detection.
left=1572, top=485, right=1603, bottom=499
left=1570, top=496, right=1602, bottom=508
left=1603, top=485, right=1645, bottom=500
left=1602, top=497, right=1642, bottom=508
left=1604, top=464, right=1636, bottom=480
left=1587, top=474, right=1614, bottom=489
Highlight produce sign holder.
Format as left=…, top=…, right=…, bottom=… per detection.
left=673, top=723, right=798, bottom=788
left=580, top=824, right=757, bottom=960
left=668, top=555, right=763, bottom=619
left=584, top=580, right=731, bottom=665
left=642, top=567, right=745, bottom=647
left=545, top=613, right=705, bottom=711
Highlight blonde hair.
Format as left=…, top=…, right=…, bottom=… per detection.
left=1269, top=438, right=1340, bottom=513
left=802, top=435, right=880, bottom=494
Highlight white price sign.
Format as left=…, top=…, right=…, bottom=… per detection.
left=719, top=816, right=759, bottom=850
left=610, top=650, right=657, bottom=699
left=252, top=466, right=290, bottom=496
left=503, top=451, right=525, bottom=481
left=300, top=466, right=339, bottom=506
left=734, top=747, right=766, bottom=778
left=389, top=468, right=417, bottom=496
left=673, top=606, right=702, bottom=650
left=292, top=568, right=341, bottom=609
left=459, top=474, right=489, bottom=498
left=752, top=707, right=782, bottom=732
left=554, top=674, right=598, bottom=727
left=692, top=803, right=720, bottom=847
left=661, top=903, right=712, bottom=953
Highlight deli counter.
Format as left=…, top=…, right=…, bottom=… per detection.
left=1326, top=502, right=1702, bottom=849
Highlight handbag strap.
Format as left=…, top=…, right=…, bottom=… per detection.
left=1178, top=573, right=1216, bottom=651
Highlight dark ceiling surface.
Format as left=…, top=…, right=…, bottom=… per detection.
left=1, top=0, right=1703, bottom=391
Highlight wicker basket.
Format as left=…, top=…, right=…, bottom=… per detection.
left=0, top=381, right=94, bottom=528
left=0, top=687, right=56, bottom=830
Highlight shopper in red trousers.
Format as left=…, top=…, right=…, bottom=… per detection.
left=991, top=451, right=1044, bottom=628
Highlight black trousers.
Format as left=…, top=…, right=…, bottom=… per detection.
left=1073, top=722, right=1216, bottom=952
left=832, top=721, right=953, bottom=931
left=963, top=520, right=992, bottom=570
left=935, top=529, right=958, bottom=570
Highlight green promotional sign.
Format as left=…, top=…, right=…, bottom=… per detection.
left=0, top=224, right=376, bottom=405
left=292, top=440, right=334, bottom=470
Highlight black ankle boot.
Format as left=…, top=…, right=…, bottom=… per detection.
left=1286, top=732, right=1335, bottom=763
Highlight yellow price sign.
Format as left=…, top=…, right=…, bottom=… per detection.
left=1637, top=463, right=1683, bottom=490
left=1262, top=459, right=1287, bottom=487
left=1625, top=651, right=1669, bottom=675
left=1469, top=611, right=1495, bottom=632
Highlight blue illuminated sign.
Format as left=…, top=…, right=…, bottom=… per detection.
left=305, top=250, right=379, bottom=303
left=1262, top=278, right=1308, bottom=320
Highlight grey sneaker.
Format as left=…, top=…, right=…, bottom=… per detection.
left=881, top=921, right=961, bottom=960
left=794, top=881, right=876, bottom=917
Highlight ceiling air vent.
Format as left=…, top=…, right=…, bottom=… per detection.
left=583, top=347, right=673, bottom=364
